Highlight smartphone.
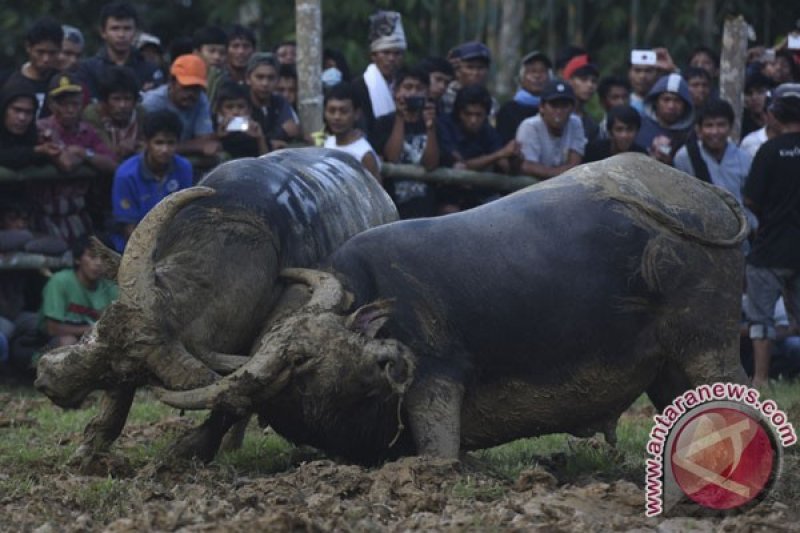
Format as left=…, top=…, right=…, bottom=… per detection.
left=631, top=49, right=657, bottom=66
left=405, top=96, right=426, bottom=112
left=788, top=33, right=800, bottom=50
left=226, top=116, right=249, bottom=132
left=763, top=48, right=776, bottom=62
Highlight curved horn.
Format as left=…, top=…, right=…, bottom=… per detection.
left=117, top=186, right=215, bottom=294
left=155, top=334, right=292, bottom=411
left=89, top=236, right=121, bottom=281
left=196, top=352, right=251, bottom=373
left=146, top=341, right=221, bottom=390
left=280, top=268, right=349, bottom=312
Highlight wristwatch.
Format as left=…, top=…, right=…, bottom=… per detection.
left=85, top=148, right=95, bottom=161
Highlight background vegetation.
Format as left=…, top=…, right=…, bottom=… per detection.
left=2, top=0, right=799, bottom=92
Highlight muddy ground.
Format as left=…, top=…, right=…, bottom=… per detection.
left=1, top=390, right=798, bottom=532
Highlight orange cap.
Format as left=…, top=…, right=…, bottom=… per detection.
left=170, top=54, right=207, bottom=88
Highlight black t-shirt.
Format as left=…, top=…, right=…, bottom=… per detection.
left=370, top=112, right=437, bottom=217
left=744, top=132, right=800, bottom=268
left=5, top=71, right=51, bottom=118
left=583, top=139, right=647, bottom=163
left=496, top=100, right=538, bottom=144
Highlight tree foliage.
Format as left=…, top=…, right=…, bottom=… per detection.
left=2, top=0, right=798, bottom=82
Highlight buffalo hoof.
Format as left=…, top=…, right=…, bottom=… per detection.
left=67, top=445, right=134, bottom=477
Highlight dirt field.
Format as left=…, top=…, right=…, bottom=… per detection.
left=1, top=385, right=798, bottom=532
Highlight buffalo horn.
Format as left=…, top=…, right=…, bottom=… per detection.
left=280, top=268, right=349, bottom=312
left=117, top=187, right=215, bottom=293
left=155, top=338, right=292, bottom=410
left=147, top=341, right=221, bottom=390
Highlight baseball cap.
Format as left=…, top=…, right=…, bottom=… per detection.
left=455, top=41, right=490, bottom=63
left=540, top=79, right=576, bottom=102
left=770, top=83, right=800, bottom=112
left=48, top=73, right=83, bottom=98
left=521, top=50, right=552, bottom=69
left=562, top=54, right=599, bottom=79
left=136, top=32, right=162, bottom=51
left=170, top=54, right=207, bottom=88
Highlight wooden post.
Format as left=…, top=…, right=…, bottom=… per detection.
left=495, top=0, right=525, bottom=101
left=719, top=15, right=749, bottom=143
left=296, top=0, right=323, bottom=136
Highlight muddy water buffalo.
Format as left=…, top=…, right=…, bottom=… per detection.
left=35, top=148, right=398, bottom=464
left=158, top=154, right=749, bottom=464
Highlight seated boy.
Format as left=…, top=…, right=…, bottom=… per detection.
left=584, top=105, right=646, bottom=162
left=516, top=80, right=586, bottom=179
left=213, top=81, right=269, bottom=158
left=323, top=82, right=382, bottom=183
left=39, top=235, right=118, bottom=349
left=110, top=110, right=193, bottom=252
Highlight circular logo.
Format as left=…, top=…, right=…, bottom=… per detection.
left=670, top=406, right=778, bottom=510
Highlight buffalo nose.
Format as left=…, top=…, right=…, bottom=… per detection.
left=376, top=351, right=410, bottom=386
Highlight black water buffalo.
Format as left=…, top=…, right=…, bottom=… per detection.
left=35, top=148, right=398, bottom=465
left=158, top=154, right=749, bottom=464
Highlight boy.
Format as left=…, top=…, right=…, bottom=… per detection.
left=39, top=235, right=118, bottom=349
left=83, top=66, right=144, bottom=161
left=596, top=76, right=631, bottom=138
left=6, top=17, right=63, bottom=117
left=674, top=99, right=755, bottom=229
left=213, top=81, right=268, bottom=157
left=584, top=105, right=646, bottom=162
left=563, top=54, right=600, bottom=141
left=684, top=66, right=713, bottom=110
left=246, top=53, right=299, bottom=148
left=323, top=82, right=381, bottom=183
left=110, top=110, right=193, bottom=252
left=516, top=80, right=586, bottom=179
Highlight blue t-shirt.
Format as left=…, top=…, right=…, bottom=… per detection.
left=111, top=153, right=193, bottom=251
left=141, top=85, right=213, bottom=141
left=438, top=113, right=502, bottom=167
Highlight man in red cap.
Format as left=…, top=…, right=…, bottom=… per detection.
left=141, top=54, right=219, bottom=156
left=563, top=54, right=600, bottom=142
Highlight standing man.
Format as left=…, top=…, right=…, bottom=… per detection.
left=5, top=17, right=63, bottom=116
left=223, top=25, right=256, bottom=84
left=352, top=10, right=407, bottom=138
left=743, top=84, right=800, bottom=389
left=635, top=73, right=695, bottom=165
left=628, top=54, right=659, bottom=113
left=563, top=54, right=600, bottom=142
left=141, top=54, right=219, bottom=157
left=59, top=25, right=85, bottom=72
left=78, top=1, right=163, bottom=99
left=496, top=51, right=552, bottom=143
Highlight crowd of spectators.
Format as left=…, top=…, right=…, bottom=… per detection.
left=0, top=2, right=800, bottom=386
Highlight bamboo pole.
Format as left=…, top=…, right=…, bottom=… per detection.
left=720, top=15, right=749, bottom=143
left=381, top=163, right=538, bottom=192
left=296, top=0, right=323, bottom=136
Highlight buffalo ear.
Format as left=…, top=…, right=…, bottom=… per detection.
left=345, top=299, right=395, bottom=338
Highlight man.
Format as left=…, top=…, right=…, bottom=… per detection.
left=5, top=17, right=63, bottom=117
left=323, top=82, right=381, bottom=183
left=83, top=66, right=143, bottom=161
left=635, top=73, right=695, bottom=164
left=673, top=99, right=756, bottom=232
left=628, top=55, right=659, bottom=113
left=583, top=105, right=646, bottom=162
left=441, top=41, right=494, bottom=116
left=111, top=110, right=193, bottom=251
left=418, top=56, right=454, bottom=112
left=142, top=54, right=219, bottom=157
left=59, top=25, right=84, bottom=72
left=277, top=64, right=298, bottom=111
left=223, top=25, right=256, bottom=84
left=742, top=72, right=774, bottom=138
left=274, top=41, right=297, bottom=65
left=684, top=66, right=713, bottom=110
left=0, top=79, right=60, bottom=169
left=246, top=53, right=299, bottom=148
left=192, top=25, right=228, bottom=105
left=352, top=10, right=407, bottom=138
left=596, top=76, right=631, bottom=138
left=370, top=66, right=440, bottom=218
left=743, top=84, right=800, bottom=389
left=516, top=80, right=586, bottom=179
left=496, top=50, right=551, bottom=143
left=563, top=54, right=600, bottom=142
left=39, top=235, right=117, bottom=348
left=78, top=2, right=163, bottom=98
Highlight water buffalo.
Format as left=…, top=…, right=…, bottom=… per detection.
left=35, top=148, right=398, bottom=464
left=158, top=153, right=749, bottom=464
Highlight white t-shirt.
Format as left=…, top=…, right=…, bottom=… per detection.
left=516, top=114, right=586, bottom=167
left=740, top=127, right=768, bottom=158
left=323, top=135, right=381, bottom=169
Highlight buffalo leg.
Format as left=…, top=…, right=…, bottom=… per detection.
left=169, top=409, right=242, bottom=462
left=70, top=386, right=135, bottom=469
left=406, top=375, right=464, bottom=458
